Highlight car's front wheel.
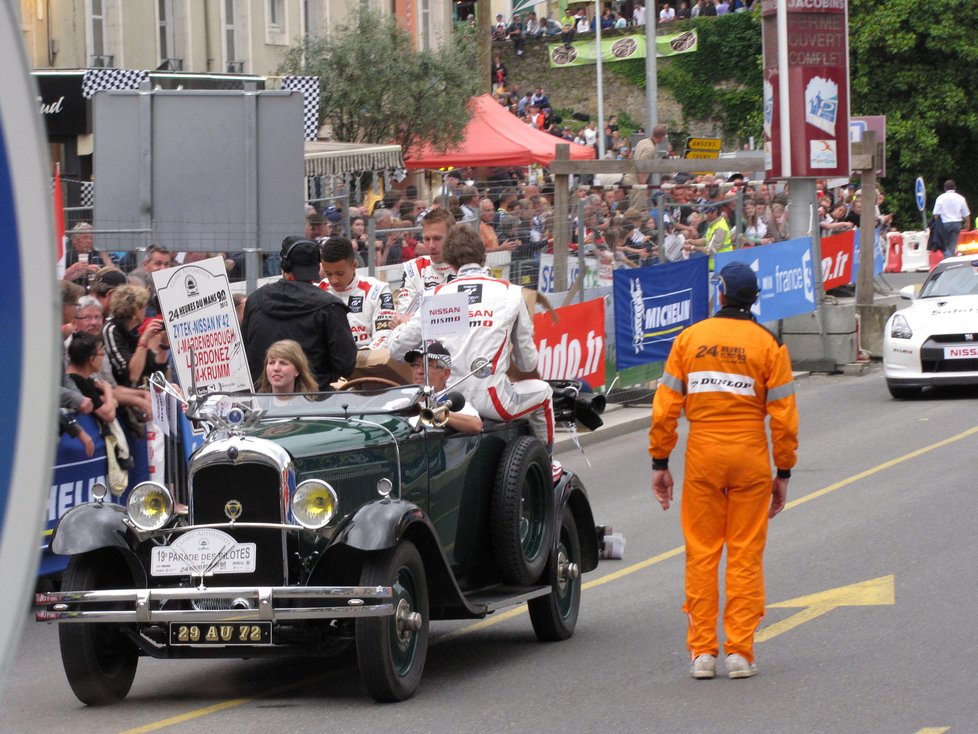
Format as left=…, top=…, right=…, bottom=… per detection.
left=528, top=507, right=581, bottom=641
left=356, top=541, right=429, bottom=702
left=58, top=551, right=139, bottom=705
left=887, top=381, right=922, bottom=399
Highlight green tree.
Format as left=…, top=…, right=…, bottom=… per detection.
left=279, top=8, right=481, bottom=158
left=848, top=0, right=978, bottom=228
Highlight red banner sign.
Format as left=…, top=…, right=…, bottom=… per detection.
left=762, top=0, right=850, bottom=178
left=534, top=298, right=606, bottom=387
left=821, top=230, right=855, bottom=290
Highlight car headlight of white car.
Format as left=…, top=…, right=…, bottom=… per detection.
left=890, top=314, right=913, bottom=340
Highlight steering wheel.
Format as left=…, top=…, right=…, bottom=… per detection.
left=337, top=377, right=402, bottom=391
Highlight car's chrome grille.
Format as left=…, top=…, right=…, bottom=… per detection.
left=190, top=463, right=286, bottom=585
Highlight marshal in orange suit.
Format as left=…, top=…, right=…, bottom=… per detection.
left=648, top=261, right=798, bottom=680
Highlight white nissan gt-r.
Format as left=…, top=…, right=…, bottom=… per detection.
left=884, top=256, right=978, bottom=398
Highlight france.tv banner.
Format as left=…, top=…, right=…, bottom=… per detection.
left=613, top=259, right=709, bottom=369
left=714, top=238, right=816, bottom=322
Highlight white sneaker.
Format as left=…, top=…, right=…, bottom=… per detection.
left=725, top=653, right=758, bottom=679
left=689, top=654, right=716, bottom=679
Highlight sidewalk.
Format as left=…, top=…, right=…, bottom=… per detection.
left=554, top=403, right=651, bottom=453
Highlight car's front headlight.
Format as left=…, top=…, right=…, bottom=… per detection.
left=291, top=479, right=338, bottom=529
left=126, top=482, right=174, bottom=530
left=890, top=314, right=913, bottom=340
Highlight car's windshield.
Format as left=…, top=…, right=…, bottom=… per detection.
left=919, top=261, right=978, bottom=298
left=187, top=385, right=423, bottom=422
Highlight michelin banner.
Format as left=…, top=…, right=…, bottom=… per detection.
left=714, top=238, right=816, bottom=322
left=548, top=29, right=697, bottom=68
left=613, top=259, right=709, bottom=369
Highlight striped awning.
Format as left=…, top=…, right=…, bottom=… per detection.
left=304, top=141, right=404, bottom=177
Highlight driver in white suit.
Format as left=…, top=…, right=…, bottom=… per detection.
left=387, top=225, right=555, bottom=452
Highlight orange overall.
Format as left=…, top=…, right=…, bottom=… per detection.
left=649, top=309, right=798, bottom=662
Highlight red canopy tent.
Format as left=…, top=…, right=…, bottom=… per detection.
left=405, top=94, right=596, bottom=169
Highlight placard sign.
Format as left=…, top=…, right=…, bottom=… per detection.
left=762, top=0, right=851, bottom=178
left=153, top=257, right=253, bottom=393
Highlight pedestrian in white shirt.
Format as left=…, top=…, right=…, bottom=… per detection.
left=933, top=179, right=971, bottom=257
left=659, top=2, right=676, bottom=23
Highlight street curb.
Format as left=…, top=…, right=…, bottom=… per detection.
left=554, top=406, right=650, bottom=453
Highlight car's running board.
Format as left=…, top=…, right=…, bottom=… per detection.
left=463, top=585, right=551, bottom=613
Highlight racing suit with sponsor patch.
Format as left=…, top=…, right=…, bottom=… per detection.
left=388, top=263, right=554, bottom=449
left=649, top=307, right=798, bottom=662
left=396, top=256, right=456, bottom=315
left=318, top=275, right=396, bottom=347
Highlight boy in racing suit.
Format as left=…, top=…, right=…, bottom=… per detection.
left=317, top=237, right=396, bottom=348
left=649, top=261, right=798, bottom=680
left=387, top=225, right=555, bottom=452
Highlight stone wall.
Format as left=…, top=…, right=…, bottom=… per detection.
left=492, top=31, right=724, bottom=139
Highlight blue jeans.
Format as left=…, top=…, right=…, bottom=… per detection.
left=944, top=221, right=962, bottom=257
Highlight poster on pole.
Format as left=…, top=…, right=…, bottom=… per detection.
left=152, top=257, right=253, bottom=394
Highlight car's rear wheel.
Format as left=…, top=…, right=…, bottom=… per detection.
left=58, top=551, right=138, bottom=705
left=356, top=541, right=429, bottom=702
left=490, top=435, right=553, bottom=586
left=528, top=506, right=581, bottom=641
left=887, top=381, right=922, bottom=399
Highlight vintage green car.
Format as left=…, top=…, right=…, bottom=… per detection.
left=36, top=378, right=601, bottom=704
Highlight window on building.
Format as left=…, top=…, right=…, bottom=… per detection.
left=224, top=0, right=238, bottom=69
left=269, top=0, right=284, bottom=28
left=158, top=0, right=175, bottom=63
left=91, top=0, right=105, bottom=57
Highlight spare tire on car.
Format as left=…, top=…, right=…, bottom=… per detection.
left=490, top=435, right=554, bottom=586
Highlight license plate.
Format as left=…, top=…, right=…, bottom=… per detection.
left=169, top=622, right=272, bottom=646
left=943, top=346, right=978, bottom=359
left=151, top=528, right=256, bottom=577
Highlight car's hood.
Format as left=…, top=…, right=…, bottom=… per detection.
left=905, top=295, right=978, bottom=332
left=250, top=417, right=413, bottom=461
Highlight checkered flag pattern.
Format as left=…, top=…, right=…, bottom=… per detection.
left=281, top=75, right=320, bottom=141
left=80, top=181, right=94, bottom=209
left=82, top=69, right=149, bottom=99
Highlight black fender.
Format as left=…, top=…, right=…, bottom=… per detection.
left=51, top=502, right=136, bottom=556
left=554, top=471, right=600, bottom=574
left=326, top=500, right=485, bottom=619
left=330, top=499, right=428, bottom=552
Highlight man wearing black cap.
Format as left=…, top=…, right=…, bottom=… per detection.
left=648, top=261, right=798, bottom=681
left=406, top=342, right=482, bottom=435
left=242, top=237, right=357, bottom=390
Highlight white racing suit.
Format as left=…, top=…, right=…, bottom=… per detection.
left=388, top=264, right=555, bottom=451
left=396, top=256, right=456, bottom=315
left=319, top=275, right=396, bottom=348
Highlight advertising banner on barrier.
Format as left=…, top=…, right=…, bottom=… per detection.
left=538, top=253, right=603, bottom=295
left=547, top=30, right=698, bottom=68
left=153, top=256, right=252, bottom=393
left=821, top=230, right=855, bottom=290
left=534, top=298, right=606, bottom=387
left=613, top=259, right=710, bottom=369
left=714, top=238, right=816, bottom=321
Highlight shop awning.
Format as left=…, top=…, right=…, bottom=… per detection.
left=304, top=141, right=405, bottom=177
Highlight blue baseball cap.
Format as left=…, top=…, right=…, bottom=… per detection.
left=716, top=261, right=759, bottom=307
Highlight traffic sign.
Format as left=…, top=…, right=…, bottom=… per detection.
left=915, top=177, right=926, bottom=212
left=685, top=150, right=720, bottom=160
left=685, top=137, right=722, bottom=152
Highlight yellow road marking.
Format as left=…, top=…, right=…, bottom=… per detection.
left=117, top=425, right=978, bottom=733
left=914, top=729, right=950, bottom=734
left=755, top=575, right=895, bottom=643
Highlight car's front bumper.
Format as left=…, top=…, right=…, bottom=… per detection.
left=35, top=584, right=394, bottom=624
